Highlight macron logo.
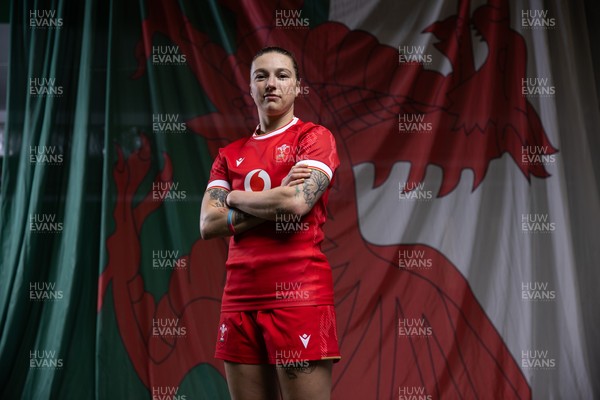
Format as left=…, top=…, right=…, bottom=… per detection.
left=236, top=157, right=245, bottom=167
left=299, top=333, right=311, bottom=349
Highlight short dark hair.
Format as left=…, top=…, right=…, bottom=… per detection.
left=252, top=46, right=300, bottom=80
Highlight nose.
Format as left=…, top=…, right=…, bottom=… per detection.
left=265, top=74, right=276, bottom=88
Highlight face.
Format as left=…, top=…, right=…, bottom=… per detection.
left=250, top=52, right=299, bottom=118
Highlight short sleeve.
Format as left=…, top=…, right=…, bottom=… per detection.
left=296, top=125, right=340, bottom=182
left=206, top=149, right=231, bottom=191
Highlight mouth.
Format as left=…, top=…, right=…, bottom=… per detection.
left=264, top=93, right=280, bottom=101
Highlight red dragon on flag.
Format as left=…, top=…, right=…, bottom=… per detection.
left=98, top=0, right=556, bottom=398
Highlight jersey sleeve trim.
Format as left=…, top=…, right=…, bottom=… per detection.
left=207, top=180, right=231, bottom=191
left=296, top=160, right=333, bottom=181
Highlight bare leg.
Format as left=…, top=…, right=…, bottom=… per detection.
left=276, top=360, right=333, bottom=400
left=224, top=361, right=280, bottom=400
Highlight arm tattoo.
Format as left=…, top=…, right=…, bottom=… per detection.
left=232, top=209, right=250, bottom=223
left=207, top=189, right=254, bottom=228
left=302, top=170, right=329, bottom=208
left=208, top=188, right=228, bottom=208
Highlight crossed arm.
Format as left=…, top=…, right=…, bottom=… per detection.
left=199, top=166, right=330, bottom=240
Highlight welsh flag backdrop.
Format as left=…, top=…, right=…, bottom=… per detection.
left=1, top=0, right=599, bottom=399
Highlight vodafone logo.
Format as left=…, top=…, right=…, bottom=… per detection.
left=244, top=169, right=271, bottom=191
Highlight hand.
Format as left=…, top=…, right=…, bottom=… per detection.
left=281, top=164, right=312, bottom=187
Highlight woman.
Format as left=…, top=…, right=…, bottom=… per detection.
left=200, top=46, right=340, bottom=400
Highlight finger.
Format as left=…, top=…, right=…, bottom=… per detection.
left=286, top=178, right=305, bottom=186
left=288, top=174, right=310, bottom=182
left=288, top=166, right=311, bottom=174
left=282, top=175, right=301, bottom=186
left=290, top=170, right=312, bottom=177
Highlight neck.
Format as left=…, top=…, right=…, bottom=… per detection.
left=257, top=107, right=295, bottom=135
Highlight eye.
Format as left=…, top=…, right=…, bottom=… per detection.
left=254, top=73, right=265, bottom=80
left=278, top=73, right=290, bottom=80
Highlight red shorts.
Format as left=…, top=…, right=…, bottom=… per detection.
left=214, top=305, right=341, bottom=365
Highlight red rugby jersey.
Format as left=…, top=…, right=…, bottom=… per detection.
left=207, top=117, right=340, bottom=311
